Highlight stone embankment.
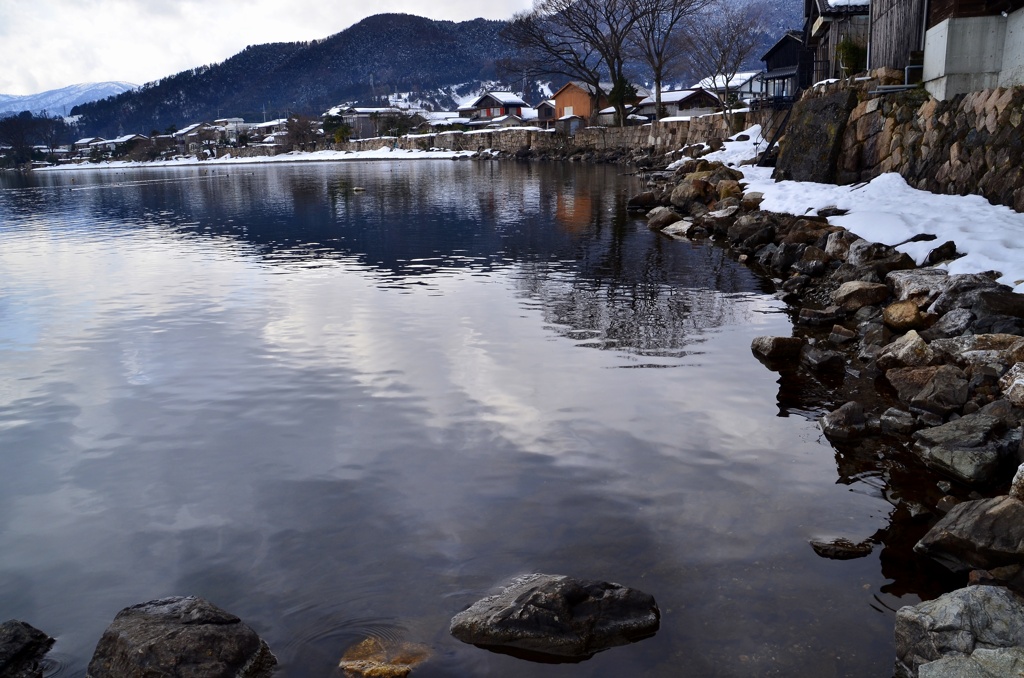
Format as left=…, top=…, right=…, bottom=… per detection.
left=330, top=108, right=780, bottom=165
left=777, top=70, right=1024, bottom=213
left=637, top=149, right=1024, bottom=677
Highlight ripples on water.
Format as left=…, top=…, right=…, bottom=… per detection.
left=0, top=162, right=942, bottom=676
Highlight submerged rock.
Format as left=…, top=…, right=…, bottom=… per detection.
left=809, top=537, right=873, bottom=560
left=86, top=596, right=276, bottom=678
left=0, top=620, right=54, bottom=678
left=339, top=637, right=431, bottom=678
left=449, top=573, right=659, bottom=659
left=894, top=585, right=1024, bottom=678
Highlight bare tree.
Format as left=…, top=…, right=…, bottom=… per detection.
left=682, top=0, right=768, bottom=133
left=285, top=114, right=321, bottom=151
left=627, top=0, right=713, bottom=120
left=503, top=0, right=646, bottom=126
left=36, top=111, right=70, bottom=156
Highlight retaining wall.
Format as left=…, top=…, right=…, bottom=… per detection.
left=779, top=70, right=1024, bottom=212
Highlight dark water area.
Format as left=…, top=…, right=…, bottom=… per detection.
left=0, top=161, right=952, bottom=676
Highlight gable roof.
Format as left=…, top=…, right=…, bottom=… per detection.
left=466, top=91, right=528, bottom=108
left=761, top=30, right=804, bottom=61
left=693, top=72, right=763, bottom=90
left=552, top=81, right=615, bottom=98
left=637, top=89, right=720, bottom=105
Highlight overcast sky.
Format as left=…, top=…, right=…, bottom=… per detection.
left=0, top=0, right=533, bottom=95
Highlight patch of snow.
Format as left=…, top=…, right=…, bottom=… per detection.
left=692, top=125, right=1024, bottom=293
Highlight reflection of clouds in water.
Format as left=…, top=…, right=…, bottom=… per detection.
left=121, top=345, right=151, bottom=385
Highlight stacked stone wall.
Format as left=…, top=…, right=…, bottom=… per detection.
left=838, top=87, right=1024, bottom=212
left=331, top=111, right=757, bottom=159
left=782, top=70, right=1024, bottom=212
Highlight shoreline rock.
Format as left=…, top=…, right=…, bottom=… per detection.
left=86, top=596, right=276, bottom=678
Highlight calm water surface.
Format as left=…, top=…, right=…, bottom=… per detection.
left=0, top=161, right=932, bottom=676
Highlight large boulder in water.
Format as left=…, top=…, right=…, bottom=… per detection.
left=449, top=573, right=659, bottom=659
left=0, top=620, right=54, bottom=678
left=914, top=496, right=1024, bottom=572
left=86, top=596, right=276, bottom=678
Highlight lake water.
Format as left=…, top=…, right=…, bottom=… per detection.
left=0, top=161, right=943, bottom=676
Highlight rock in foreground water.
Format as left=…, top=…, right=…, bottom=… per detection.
left=895, top=585, right=1024, bottom=678
left=450, top=573, right=659, bottom=659
left=339, top=637, right=431, bottom=677
left=0, top=620, right=54, bottom=678
left=86, top=596, right=276, bottom=678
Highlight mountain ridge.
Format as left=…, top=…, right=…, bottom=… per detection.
left=68, top=5, right=803, bottom=138
left=0, top=82, right=137, bottom=118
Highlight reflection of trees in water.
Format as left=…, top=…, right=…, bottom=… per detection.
left=513, top=237, right=766, bottom=356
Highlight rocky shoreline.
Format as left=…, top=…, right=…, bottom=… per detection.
left=634, top=148, right=1024, bottom=677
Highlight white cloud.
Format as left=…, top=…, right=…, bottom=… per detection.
left=0, top=0, right=532, bottom=95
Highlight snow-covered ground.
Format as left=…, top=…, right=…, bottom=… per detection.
left=697, top=126, right=1024, bottom=294
left=36, top=145, right=474, bottom=173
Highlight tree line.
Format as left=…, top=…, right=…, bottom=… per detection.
left=503, top=0, right=770, bottom=128
left=0, top=111, right=75, bottom=167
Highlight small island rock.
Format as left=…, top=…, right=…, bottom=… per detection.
left=449, top=573, right=659, bottom=659
left=86, top=596, right=276, bottom=678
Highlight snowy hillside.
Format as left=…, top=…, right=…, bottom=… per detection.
left=0, top=82, right=137, bottom=117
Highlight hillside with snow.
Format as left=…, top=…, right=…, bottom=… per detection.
left=0, top=82, right=136, bottom=117
left=67, top=1, right=801, bottom=137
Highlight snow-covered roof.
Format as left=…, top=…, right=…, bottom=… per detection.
left=555, top=81, right=616, bottom=96
left=466, top=91, right=528, bottom=108
left=109, top=134, right=148, bottom=144
left=824, top=0, right=870, bottom=9
left=175, top=122, right=205, bottom=136
left=637, top=89, right=716, bottom=105
left=250, top=119, right=288, bottom=129
left=693, top=72, right=762, bottom=90
left=74, top=137, right=102, bottom=145
left=421, top=111, right=459, bottom=123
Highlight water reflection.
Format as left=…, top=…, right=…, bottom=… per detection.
left=0, top=162, right=921, bottom=677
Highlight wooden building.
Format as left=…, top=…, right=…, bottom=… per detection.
left=870, top=0, right=1024, bottom=76
left=761, top=32, right=813, bottom=103
left=805, top=0, right=871, bottom=82
left=462, top=92, right=528, bottom=121
left=869, top=0, right=928, bottom=74
left=535, top=100, right=556, bottom=128
left=867, top=0, right=1024, bottom=96
left=552, top=81, right=610, bottom=122
left=634, top=89, right=721, bottom=119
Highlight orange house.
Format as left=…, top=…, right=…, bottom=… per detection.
left=551, top=81, right=610, bottom=122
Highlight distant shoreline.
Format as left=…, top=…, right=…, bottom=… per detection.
left=34, top=147, right=474, bottom=171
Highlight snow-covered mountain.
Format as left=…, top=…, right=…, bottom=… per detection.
left=0, top=82, right=137, bottom=117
